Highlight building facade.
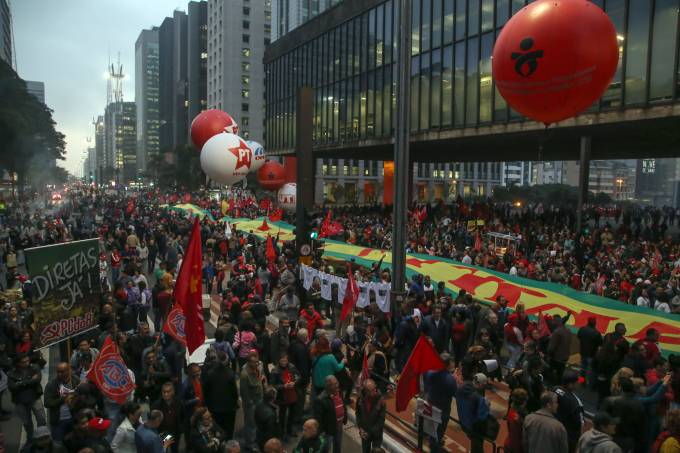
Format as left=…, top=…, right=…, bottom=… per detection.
left=636, top=158, right=679, bottom=206
left=135, top=28, right=160, bottom=177
left=0, top=0, right=10, bottom=67
left=25, top=81, right=45, bottom=104
left=104, top=102, right=137, bottom=185
left=271, top=0, right=342, bottom=41
left=207, top=0, right=271, bottom=143
left=265, top=0, right=680, bottom=204
left=94, top=115, right=105, bottom=184
left=188, top=1, right=208, bottom=128
left=157, top=3, right=207, bottom=156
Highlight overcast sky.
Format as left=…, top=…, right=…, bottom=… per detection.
left=13, top=1, right=187, bottom=175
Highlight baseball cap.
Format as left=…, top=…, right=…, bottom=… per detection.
left=88, top=417, right=112, bottom=432
left=34, top=426, right=51, bottom=439
left=473, top=373, right=488, bottom=386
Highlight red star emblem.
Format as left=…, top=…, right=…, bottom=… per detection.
left=229, top=139, right=252, bottom=170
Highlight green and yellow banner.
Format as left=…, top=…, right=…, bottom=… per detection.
left=225, top=217, right=680, bottom=355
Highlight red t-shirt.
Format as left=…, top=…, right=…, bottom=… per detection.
left=332, top=392, right=345, bottom=424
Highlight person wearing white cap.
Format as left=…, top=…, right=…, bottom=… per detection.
left=456, top=371, right=491, bottom=453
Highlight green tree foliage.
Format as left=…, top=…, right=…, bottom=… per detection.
left=0, top=60, right=66, bottom=190
left=145, top=144, right=202, bottom=189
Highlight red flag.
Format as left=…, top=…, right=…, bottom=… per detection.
left=319, top=210, right=332, bottom=238
left=358, top=349, right=370, bottom=388
left=269, top=208, right=283, bottom=222
left=258, top=218, right=271, bottom=231
left=173, top=217, right=205, bottom=354
left=474, top=232, right=482, bottom=252
left=395, top=335, right=446, bottom=412
left=266, top=235, right=277, bottom=265
left=259, top=198, right=271, bottom=211
left=86, top=336, right=135, bottom=404
left=228, top=199, right=235, bottom=214
left=340, top=265, right=360, bottom=322
left=163, top=306, right=187, bottom=346
left=537, top=312, right=552, bottom=339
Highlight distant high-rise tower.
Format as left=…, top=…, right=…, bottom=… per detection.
left=187, top=1, right=208, bottom=130
left=207, top=0, right=271, bottom=143
left=135, top=28, right=160, bottom=177
left=0, top=0, right=12, bottom=67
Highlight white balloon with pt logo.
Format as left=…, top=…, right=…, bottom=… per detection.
left=200, top=132, right=253, bottom=186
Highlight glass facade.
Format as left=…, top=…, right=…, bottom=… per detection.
left=265, top=0, right=680, bottom=152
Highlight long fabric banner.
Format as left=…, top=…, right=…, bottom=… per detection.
left=224, top=217, right=680, bottom=355
left=300, top=264, right=391, bottom=313
left=25, top=239, right=102, bottom=349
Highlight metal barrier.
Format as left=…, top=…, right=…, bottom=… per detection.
left=370, top=373, right=501, bottom=452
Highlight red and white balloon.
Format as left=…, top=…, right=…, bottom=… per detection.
left=200, top=132, right=253, bottom=186
left=277, top=183, right=297, bottom=211
left=190, top=109, right=240, bottom=150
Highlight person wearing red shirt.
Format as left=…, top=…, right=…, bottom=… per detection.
left=110, top=248, right=121, bottom=284
left=634, top=328, right=662, bottom=364
left=505, top=388, right=528, bottom=453
left=299, top=302, right=324, bottom=340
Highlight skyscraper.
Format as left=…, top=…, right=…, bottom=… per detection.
left=172, top=10, right=188, bottom=150
left=135, top=27, right=160, bottom=177
left=271, top=0, right=341, bottom=42
left=0, top=0, right=11, bottom=67
left=187, top=1, right=208, bottom=127
left=94, top=115, right=105, bottom=184
left=157, top=3, right=207, bottom=156
left=207, top=0, right=271, bottom=143
left=158, top=16, right=175, bottom=153
left=105, top=102, right=137, bottom=185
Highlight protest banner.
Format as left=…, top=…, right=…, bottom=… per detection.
left=25, top=239, right=101, bottom=349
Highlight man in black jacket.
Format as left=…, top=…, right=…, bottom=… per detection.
left=8, top=353, right=46, bottom=441
left=356, top=379, right=386, bottom=453
left=577, top=317, right=602, bottom=386
left=202, top=351, right=239, bottom=439
left=553, top=370, right=585, bottom=453
left=423, top=305, right=449, bottom=353
left=601, top=376, right=645, bottom=453
left=255, top=387, right=280, bottom=450
left=312, top=375, right=346, bottom=453
left=151, top=382, right=184, bottom=453
left=43, top=362, right=78, bottom=442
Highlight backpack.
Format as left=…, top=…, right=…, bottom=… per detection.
left=651, top=431, right=680, bottom=453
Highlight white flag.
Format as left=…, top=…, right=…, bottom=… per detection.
left=225, top=222, right=232, bottom=238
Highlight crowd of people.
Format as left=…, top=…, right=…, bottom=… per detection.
left=0, top=186, right=678, bottom=453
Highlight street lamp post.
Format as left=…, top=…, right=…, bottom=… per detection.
left=392, top=0, right=412, bottom=300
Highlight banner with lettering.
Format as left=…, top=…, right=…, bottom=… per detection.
left=222, top=217, right=680, bottom=355
left=25, top=239, right=102, bottom=349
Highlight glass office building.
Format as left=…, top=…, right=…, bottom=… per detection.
left=265, top=0, right=680, bottom=154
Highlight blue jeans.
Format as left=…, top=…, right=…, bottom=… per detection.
left=505, top=342, right=522, bottom=369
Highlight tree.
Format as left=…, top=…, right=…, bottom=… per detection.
left=0, top=60, right=66, bottom=193
left=145, top=145, right=202, bottom=190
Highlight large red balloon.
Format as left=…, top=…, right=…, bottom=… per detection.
left=492, top=0, right=619, bottom=125
left=257, top=160, right=286, bottom=191
left=190, top=109, right=239, bottom=150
